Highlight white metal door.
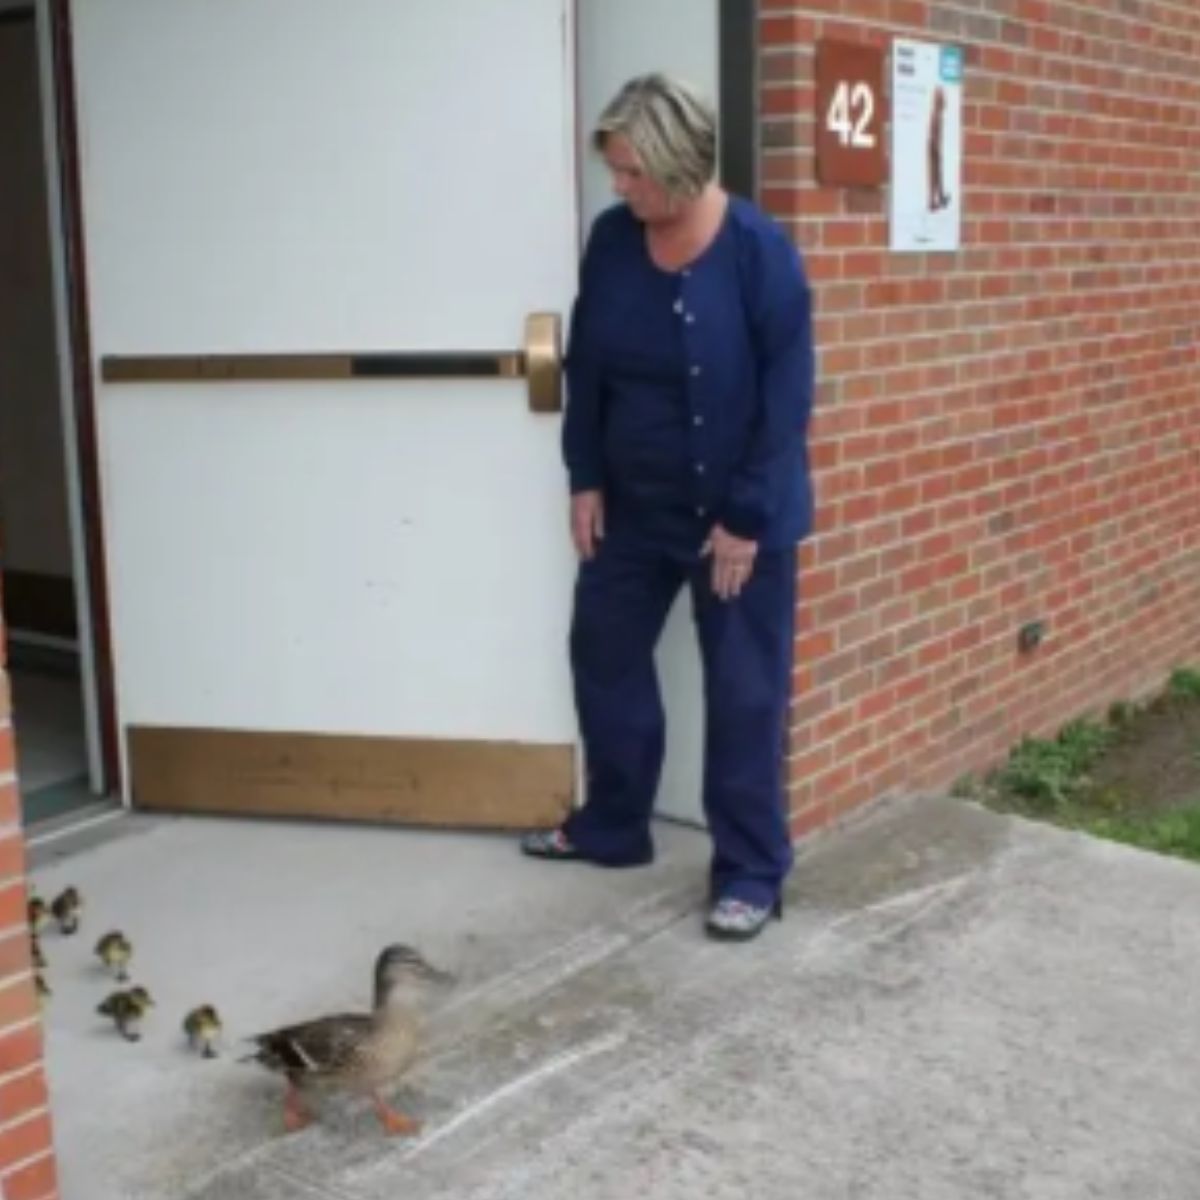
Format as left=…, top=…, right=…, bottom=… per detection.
left=72, top=0, right=580, bottom=824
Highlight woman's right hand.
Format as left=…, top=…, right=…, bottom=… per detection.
left=570, top=490, right=605, bottom=560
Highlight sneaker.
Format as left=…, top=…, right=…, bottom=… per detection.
left=705, top=896, right=782, bottom=942
left=519, top=828, right=582, bottom=860
left=520, top=828, right=655, bottom=868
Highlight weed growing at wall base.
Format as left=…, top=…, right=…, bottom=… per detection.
left=954, top=668, right=1200, bottom=864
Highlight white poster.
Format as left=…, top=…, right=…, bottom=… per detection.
left=890, top=38, right=963, bottom=252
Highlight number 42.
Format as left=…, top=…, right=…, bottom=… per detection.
left=826, top=81, right=876, bottom=148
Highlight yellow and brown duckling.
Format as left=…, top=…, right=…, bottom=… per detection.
left=27, top=896, right=49, bottom=936
left=98, top=986, right=154, bottom=1042
left=29, top=931, right=46, bottom=972
left=243, top=943, right=454, bottom=1136
left=29, top=929, right=47, bottom=1002
left=50, top=886, right=82, bottom=935
left=95, top=931, right=133, bottom=982
left=183, top=1005, right=223, bottom=1059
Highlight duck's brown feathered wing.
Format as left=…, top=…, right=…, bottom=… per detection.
left=248, top=1013, right=374, bottom=1078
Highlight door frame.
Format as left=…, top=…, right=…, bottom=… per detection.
left=718, top=0, right=759, bottom=201
left=0, top=0, right=121, bottom=802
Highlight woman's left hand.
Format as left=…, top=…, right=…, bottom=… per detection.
left=702, top=525, right=759, bottom=601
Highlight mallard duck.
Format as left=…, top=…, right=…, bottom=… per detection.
left=50, top=887, right=82, bottom=935
left=27, top=896, right=49, bottom=935
left=243, top=943, right=453, bottom=1135
left=98, top=986, right=154, bottom=1041
left=95, top=931, right=133, bottom=982
left=183, top=1004, right=223, bottom=1058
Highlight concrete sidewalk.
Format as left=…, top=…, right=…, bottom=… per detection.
left=31, top=796, right=1200, bottom=1199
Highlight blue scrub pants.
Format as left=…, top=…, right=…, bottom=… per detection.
left=562, top=532, right=797, bottom=909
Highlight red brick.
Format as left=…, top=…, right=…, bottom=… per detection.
left=0, top=1069, right=49, bottom=1126
left=856, top=687, right=898, bottom=723
left=0, top=883, right=26, bottom=935
left=822, top=221, right=868, bottom=249
left=810, top=761, right=856, bottom=798
left=761, top=15, right=821, bottom=46
left=0, top=1114, right=53, bottom=1179
left=791, top=745, right=835, bottom=782
left=762, top=85, right=815, bottom=117
left=791, top=686, right=835, bottom=725
left=0, top=1022, right=43, bottom=1077
left=0, top=835, right=24, bottom=885
left=889, top=0, right=926, bottom=25
left=0, top=932, right=32, bottom=981
left=790, top=803, right=832, bottom=841
left=0, top=978, right=37, bottom=1030
left=3, top=1151, right=57, bottom=1200
left=796, top=631, right=836, bottom=661
left=842, top=251, right=886, bottom=279
left=0, top=784, right=16, bottom=830
left=842, top=0, right=889, bottom=19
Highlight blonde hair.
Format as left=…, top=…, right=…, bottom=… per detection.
left=592, top=73, right=717, bottom=198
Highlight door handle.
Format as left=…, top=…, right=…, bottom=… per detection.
left=99, top=312, right=563, bottom=415
left=522, top=312, right=562, bottom=415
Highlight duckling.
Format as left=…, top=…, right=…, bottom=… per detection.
left=50, top=887, right=82, bottom=935
left=95, top=931, right=133, bottom=982
left=27, top=896, right=49, bottom=935
left=183, top=1005, right=223, bottom=1059
left=98, top=986, right=154, bottom=1042
left=29, top=931, right=46, bottom=972
left=242, top=943, right=453, bottom=1135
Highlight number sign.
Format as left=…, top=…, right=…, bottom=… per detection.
left=815, top=39, right=886, bottom=188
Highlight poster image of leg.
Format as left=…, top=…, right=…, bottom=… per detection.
left=928, top=86, right=952, bottom=211
left=890, top=39, right=963, bottom=252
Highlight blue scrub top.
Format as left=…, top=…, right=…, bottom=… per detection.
left=562, top=196, right=815, bottom=554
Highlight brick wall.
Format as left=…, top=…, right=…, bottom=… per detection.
left=762, top=0, right=1200, bottom=834
left=0, top=626, right=58, bottom=1199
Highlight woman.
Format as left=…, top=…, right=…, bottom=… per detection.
left=522, top=73, right=815, bottom=942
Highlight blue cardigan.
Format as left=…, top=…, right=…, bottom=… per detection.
left=561, top=197, right=815, bottom=553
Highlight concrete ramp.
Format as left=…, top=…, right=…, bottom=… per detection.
left=31, top=797, right=1200, bottom=1199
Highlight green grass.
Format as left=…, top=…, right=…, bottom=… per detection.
left=993, top=718, right=1114, bottom=814
left=953, top=663, right=1200, bottom=865
left=1087, top=805, right=1200, bottom=861
left=1168, top=666, right=1200, bottom=701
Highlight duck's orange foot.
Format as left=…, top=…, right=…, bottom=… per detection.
left=372, top=1093, right=421, bottom=1137
left=283, top=1084, right=313, bottom=1133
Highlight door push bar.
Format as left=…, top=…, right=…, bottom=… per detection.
left=99, top=312, right=563, bottom=415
